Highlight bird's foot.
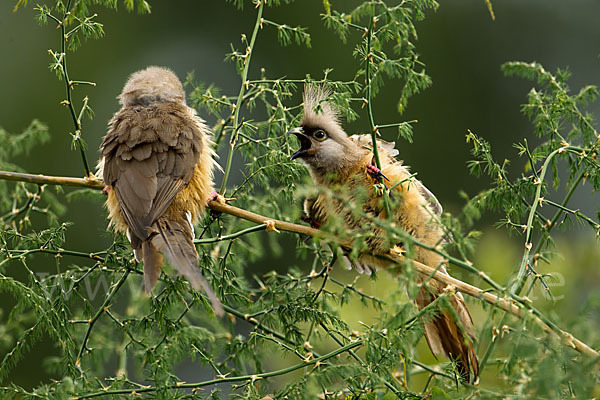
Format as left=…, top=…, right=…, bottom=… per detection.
left=300, top=215, right=321, bottom=229
left=366, top=163, right=389, bottom=182
left=102, top=186, right=111, bottom=196
left=208, top=192, right=236, bottom=218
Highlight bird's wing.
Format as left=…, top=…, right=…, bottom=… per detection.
left=349, top=134, right=443, bottom=216
left=102, top=104, right=203, bottom=242
left=349, top=134, right=399, bottom=158
left=416, top=180, right=443, bottom=216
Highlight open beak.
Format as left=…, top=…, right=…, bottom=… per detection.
left=288, top=127, right=311, bottom=160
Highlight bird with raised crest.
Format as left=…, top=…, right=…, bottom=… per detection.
left=98, top=66, right=223, bottom=315
left=288, top=85, right=478, bottom=382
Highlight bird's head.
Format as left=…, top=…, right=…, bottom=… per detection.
left=288, top=85, right=364, bottom=176
left=119, top=66, right=185, bottom=107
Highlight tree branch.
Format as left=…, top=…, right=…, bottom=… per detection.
left=0, top=171, right=103, bottom=189
left=0, top=170, right=596, bottom=358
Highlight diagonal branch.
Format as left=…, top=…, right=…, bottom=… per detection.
left=0, top=170, right=597, bottom=358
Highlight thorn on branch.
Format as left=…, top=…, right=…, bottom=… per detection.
left=264, top=220, right=280, bottom=233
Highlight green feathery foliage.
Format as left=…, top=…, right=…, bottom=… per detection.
left=0, top=0, right=599, bottom=399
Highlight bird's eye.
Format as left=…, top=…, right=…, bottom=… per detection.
left=313, top=130, right=327, bottom=141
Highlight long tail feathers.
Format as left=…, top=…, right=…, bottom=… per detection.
left=144, top=217, right=224, bottom=316
left=417, top=286, right=479, bottom=382
left=142, top=240, right=163, bottom=292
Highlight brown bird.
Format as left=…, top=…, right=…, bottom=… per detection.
left=98, top=66, right=222, bottom=315
left=288, top=85, right=478, bottom=381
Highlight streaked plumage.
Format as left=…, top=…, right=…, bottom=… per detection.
left=289, top=85, right=478, bottom=381
left=98, top=66, right=222, bottom=315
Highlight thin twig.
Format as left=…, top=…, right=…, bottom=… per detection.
left=319, top=321, right=404, bottom=396
left=364, top=5, right=392, bottom=219
left=511, top=146, right=572, bottom=295
left=57, top=0, right=91, bottom=177
left=219, top=1, right=264, bottom=194
left=194, top=224, right=268, bottom=244
left=73, top=339, right=363, bottom=399
left=75, top=270, right=130, bottom=368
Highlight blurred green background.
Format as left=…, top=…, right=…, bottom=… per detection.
left=1, top=0, right=599, bottom=391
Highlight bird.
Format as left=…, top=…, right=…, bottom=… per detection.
left=288, top=84, right=478, bottom=381
left=97, top=66, right=223, bottom=315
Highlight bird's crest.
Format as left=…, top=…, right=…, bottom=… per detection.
left=302, top=84, right=341, bottom=128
